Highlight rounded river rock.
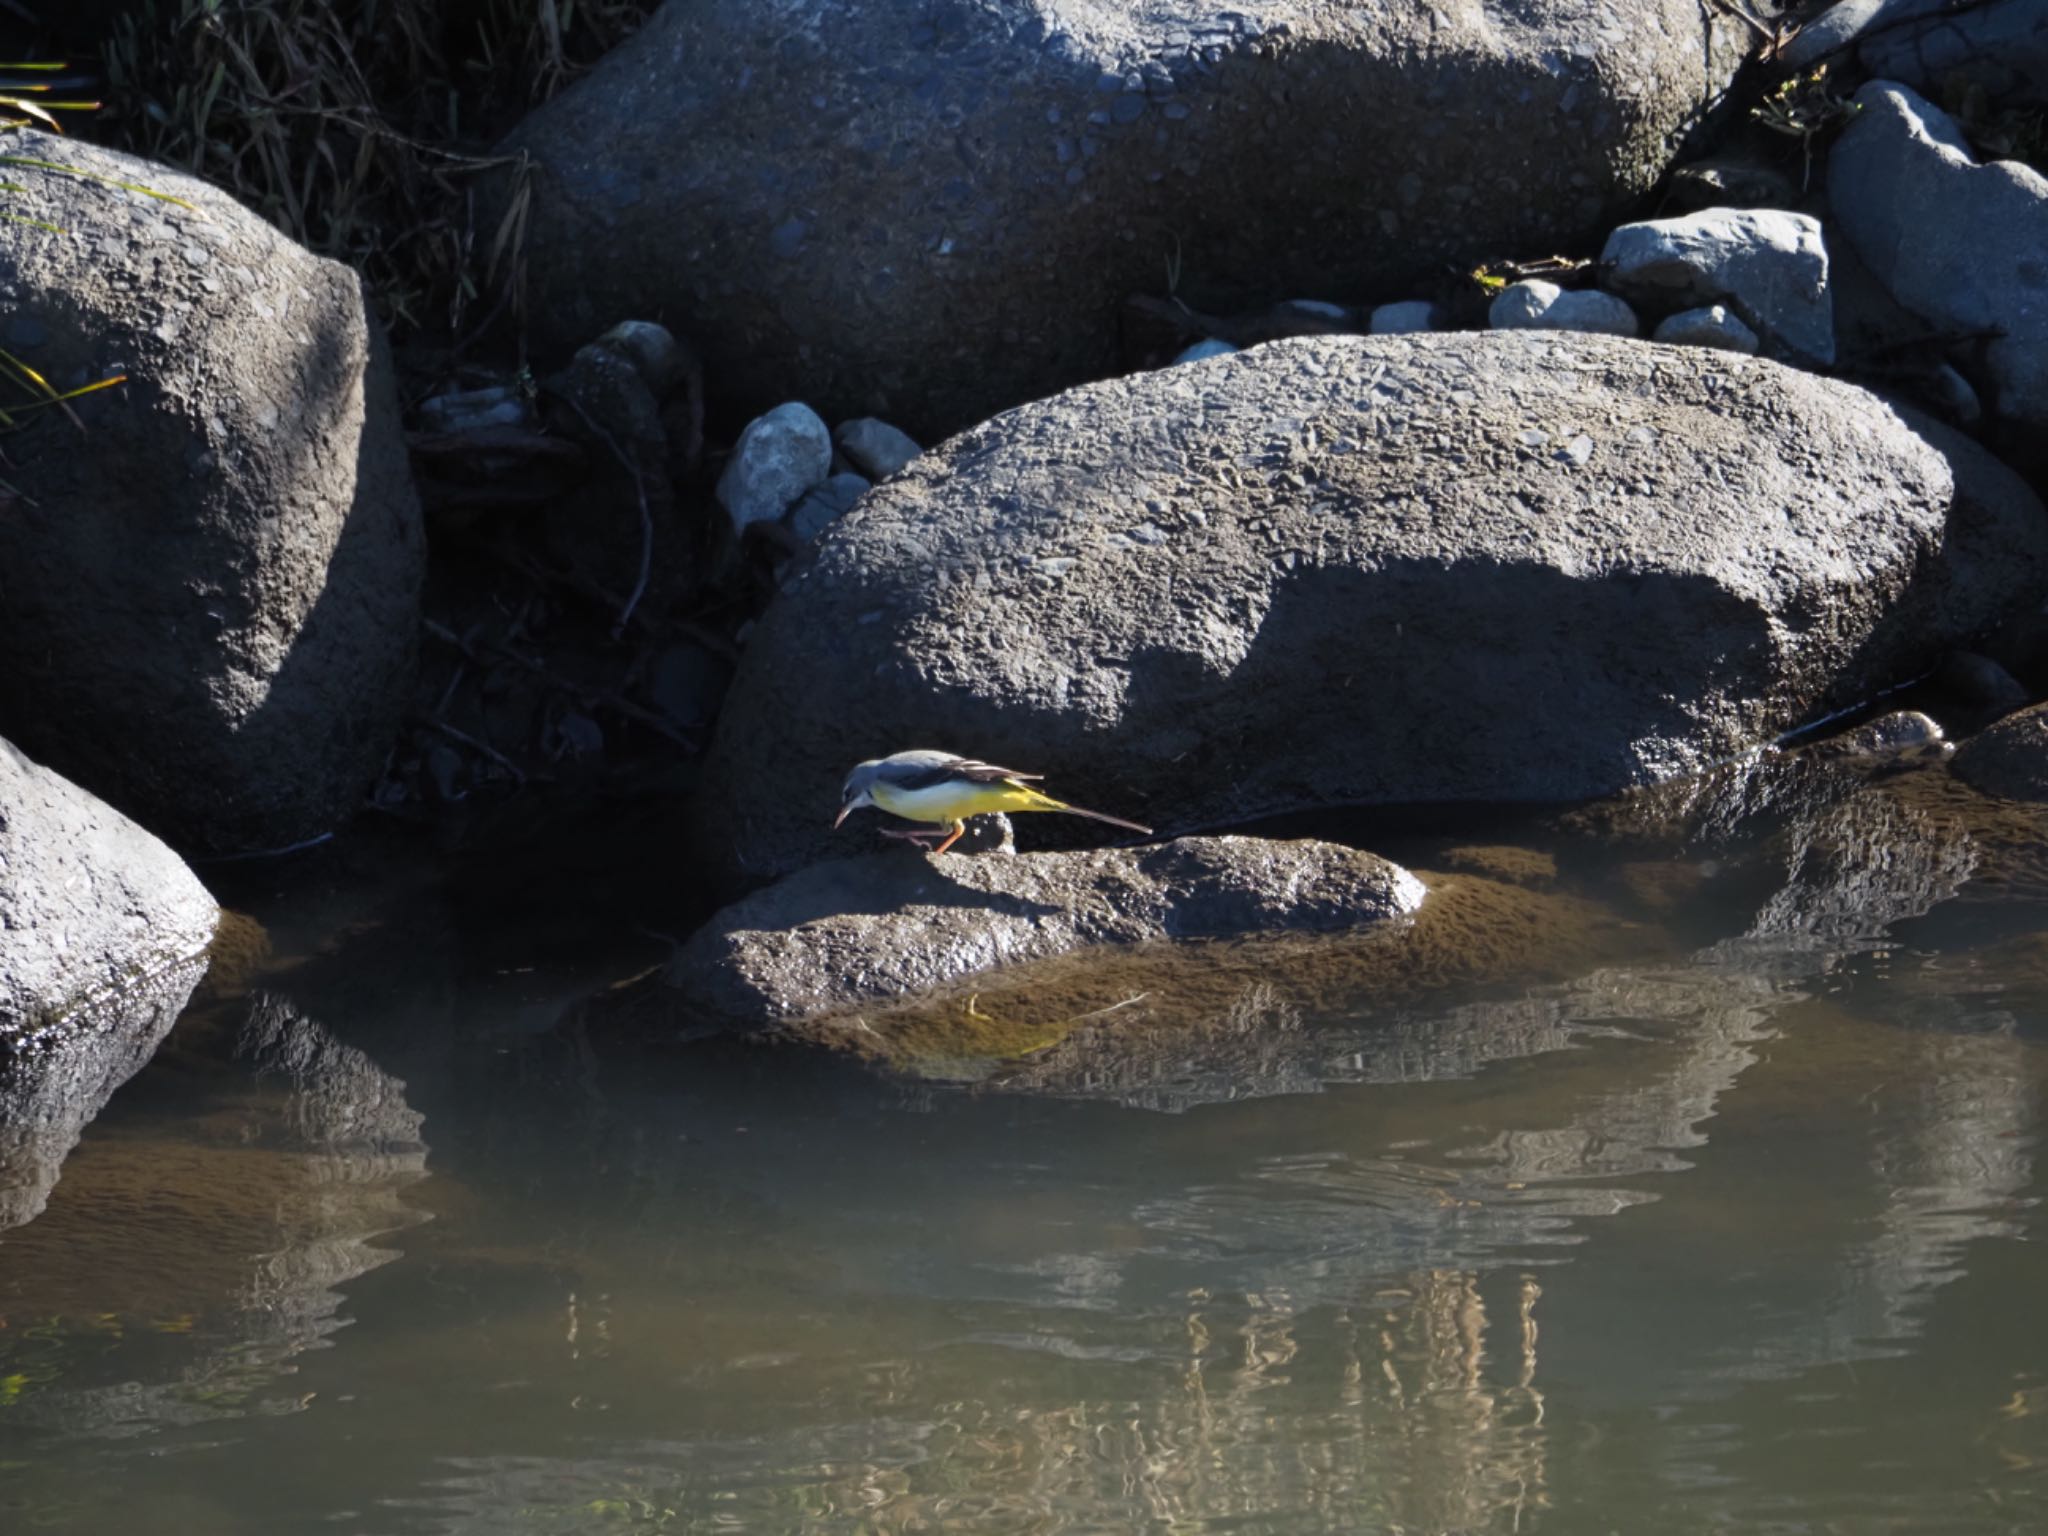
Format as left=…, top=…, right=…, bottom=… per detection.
left=697, top=331, right=2048, bottom=888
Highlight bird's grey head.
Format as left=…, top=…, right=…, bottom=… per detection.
left=834, top=758, right=887, bottom=826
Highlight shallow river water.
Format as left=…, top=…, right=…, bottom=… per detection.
left=4, top=764, right=2047, bottom=1534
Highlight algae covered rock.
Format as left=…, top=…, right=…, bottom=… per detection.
left=663, top=835, right=1423, bottom=1027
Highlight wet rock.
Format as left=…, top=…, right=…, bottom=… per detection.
left=1789, top=0, right=2048, bottom=107
left=1488, top=280, right=1639, bottom=337
left=785, top=471, right=872, bottom=544
left=1437, top=845, right=1558, bottom=887
left=717, top=402, right=832, bottom=535
left=1808, top=710, right=1948, bottom=761
left=1651, top=303, right=1761, bottom=354
left=1173, top=337, right=1240, bottom=364
left=1, top=739, right=219, bottom=1228
left=1601, top=208, right=1834, bottom=364
left=833, top=417, right=921, bottom=482
left=697, top=332, right=2048, bottom=887
left=0, top=991, right=426, bottom=1422
left=491, top=1, right=1748, bottom=437
left=799, top=871, right=1647, bottom=1096
left=1952, top=701, right=2048, bottom=799
left=662, top=836, right=1424, bottom=1027
left=1562, top=740, right=1982, bottom=976
left=1830, top=82, right=2048, bottom=440
left=1370, top=300, right=1441, bottom=335
left=0, top=132, right=423, bottom=854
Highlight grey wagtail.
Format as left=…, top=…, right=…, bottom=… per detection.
left=835, top=749, right=1152, bottom=855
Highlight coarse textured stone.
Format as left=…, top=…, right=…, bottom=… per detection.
left=716, top=402, right=832, bottom=534
left=0, top=133, right=423, bottom=854
left=695, top=331, right=2048, bottom=888
left=1830, top=81, right=2048, bottom=439
left=1489, top=280, right=1639, bottom=337
left=1, top=739, right=219, bottom=1227
left=491, top=0, right=1749, bottom=438
left=664, top=836, right=1425, bottom=1026
left=1602, top=208, right=1834, bottom=364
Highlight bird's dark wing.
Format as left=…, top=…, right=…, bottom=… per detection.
left=890, top=756, right=1043, bottom=791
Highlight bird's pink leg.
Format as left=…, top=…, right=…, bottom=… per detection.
left=875, top=825, right=947, bottom=846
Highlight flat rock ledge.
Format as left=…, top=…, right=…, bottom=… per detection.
left=662, top=836, right=1425, bottom=1027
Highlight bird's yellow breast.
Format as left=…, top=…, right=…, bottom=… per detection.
left=870, top=778, right=1043, bottom=825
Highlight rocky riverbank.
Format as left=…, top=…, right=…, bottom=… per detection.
left=14, top=0, right=2048, bottom=1201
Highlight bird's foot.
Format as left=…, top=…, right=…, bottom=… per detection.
left=875, top=825, right=948, bottom=847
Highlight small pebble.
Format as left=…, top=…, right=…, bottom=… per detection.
left=1489, top=280, right=1638, bottom=338
left=1370, top=300, right=1440, bottom=335
left=1651, top=304, right=1761, bottom=355
left=717, top=402, right=832, bottom=533
left=786, top=471, right=872, bottom=542
left=833, top=417, right=922, bottom=481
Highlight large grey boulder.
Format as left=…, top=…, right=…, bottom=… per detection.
left=1829, top=82, right=2048, bottom=441
left=1, top=738, right=219, bottom=1228
left=0, top=133, right=423, bottom=854
left=663, top=835, right=1423, bottom=1027
left=695, top=332, right=2048, bottom=887
left=494, top=0, right=1749, bottom=438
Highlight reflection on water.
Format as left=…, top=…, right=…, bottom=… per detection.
left=1, top=769, right=2046, bottom=1533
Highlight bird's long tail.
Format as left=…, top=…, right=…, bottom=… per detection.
left=1022, top=790, right=1151, bottom=836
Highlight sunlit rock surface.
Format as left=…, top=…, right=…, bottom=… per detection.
left=698, top=334, right=2048, bottom=888
left=661, top=835, right=1424, bottom=1029
left=1, top=740, right=219, bottom=1229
